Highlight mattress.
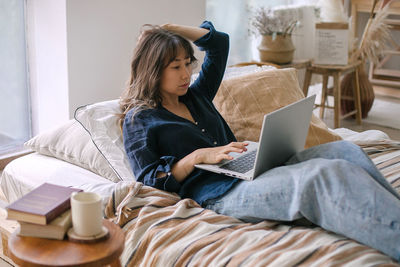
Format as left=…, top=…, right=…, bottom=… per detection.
left=0, top=152, right=115, bottom=206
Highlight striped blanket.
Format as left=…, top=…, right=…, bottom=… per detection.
left=105, top=141, right=400, bottom=267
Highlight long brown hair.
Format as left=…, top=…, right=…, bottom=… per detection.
left=119, top=25, right=197, bottom=129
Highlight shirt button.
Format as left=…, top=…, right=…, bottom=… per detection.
left=213, top=141, right=217, bottom=145
left=201, top=129, right=206, bottom=132
left=195, top=121, right=198, bottom=125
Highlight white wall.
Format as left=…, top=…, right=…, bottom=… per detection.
left=28, top=0, right=206, bottom=134
left=66, top=0, right=206, bottom=118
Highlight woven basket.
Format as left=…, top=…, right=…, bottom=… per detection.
left=340, top=66, right=375, bottom=118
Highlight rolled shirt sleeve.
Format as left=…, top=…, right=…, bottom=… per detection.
left=191, top=21, right=229, bottom=101
left=149, top=156, right=181, bottom=192
left=123, top=112, right=182, bottom=193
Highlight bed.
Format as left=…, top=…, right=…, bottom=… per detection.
left=2, top=66, right=400, bottom=266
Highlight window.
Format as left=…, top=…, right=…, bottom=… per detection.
left=0, top=0, right=31, bottom=155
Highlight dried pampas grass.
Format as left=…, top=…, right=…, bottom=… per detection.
left=351, top=0, right=393, bottom=64
left=342, top=0, right=394, bottom=118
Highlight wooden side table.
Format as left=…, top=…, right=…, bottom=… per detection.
left=8, top=219, right=124, bottom=267
left=302, top=61, right=363, bottom=128
left=277, top=59, right=312, bottom=70
left=231, top=59, right=311, bottom=70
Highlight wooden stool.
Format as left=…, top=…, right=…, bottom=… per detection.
left=8, top=219, right=124, bottom=267
left=302, top=60, right=363, bottom=128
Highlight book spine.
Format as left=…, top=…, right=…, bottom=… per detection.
left=45, top=199, right=71, bottom=223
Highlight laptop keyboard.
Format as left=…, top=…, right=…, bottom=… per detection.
left=220, top=150, right=257, bottom=174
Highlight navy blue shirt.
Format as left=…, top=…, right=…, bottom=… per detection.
left=123, top=21, right=239, bottom=205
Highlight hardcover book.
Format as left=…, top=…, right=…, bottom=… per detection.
left=17, top=209, right=72, bottom=240
left=6, top=183, right=82, bottom=225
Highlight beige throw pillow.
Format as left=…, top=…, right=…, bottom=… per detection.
left=24, top=119, right=121, bottom=182
left=214, top=68, right=342, bottom=148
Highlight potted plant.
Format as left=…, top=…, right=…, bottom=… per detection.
left=250, top=7, right=298, bottom=64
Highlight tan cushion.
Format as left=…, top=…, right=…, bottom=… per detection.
left=214, top=68, right=342, bottom=148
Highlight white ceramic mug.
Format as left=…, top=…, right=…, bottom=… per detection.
left=70, top=192, right=103, bottom=237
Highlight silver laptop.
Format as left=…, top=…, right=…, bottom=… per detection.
left=195, top=95, right=316, bottom=180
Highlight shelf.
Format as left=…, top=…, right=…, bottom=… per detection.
left=373, top=68, right=400, bottom=78
left=351, top=0, right=400, bottom=89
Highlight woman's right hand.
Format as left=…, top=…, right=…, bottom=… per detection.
left=194, top=142, right=248, bottom=165
left=159, top=23, right=210, bottom=42
left=170, top=142, right=248, bottom=182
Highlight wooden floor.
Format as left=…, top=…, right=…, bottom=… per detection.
left=320, top=86, right=400, bottom=141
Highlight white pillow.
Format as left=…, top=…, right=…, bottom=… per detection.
left=74, top=100, right=135, bottom=181
left=24, top=119, right=121, bottom=183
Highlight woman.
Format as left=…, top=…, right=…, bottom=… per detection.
left=120, top=21, right=400, bottom=261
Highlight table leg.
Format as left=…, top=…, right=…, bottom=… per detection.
left=353, top=67, right=363, bottom=124
left=109, top=259, right=122, bottom=267
left=319, top=74, right=329, bottom=119
left=333, top=72, right=341, bottom=128
left=302, top=69, right=312, bottom=96
left=351, top=3, right=358, bottom=40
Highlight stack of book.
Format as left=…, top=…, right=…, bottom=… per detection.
left=6, top=183, right=82, bottom=240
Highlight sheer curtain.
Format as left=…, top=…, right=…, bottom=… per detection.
left=0, top=0, right=31, bottom=154
left=206, top=0, right=319, bottom=65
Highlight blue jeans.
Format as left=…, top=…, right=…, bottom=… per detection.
left=203, top=141, right=400, bottom=261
